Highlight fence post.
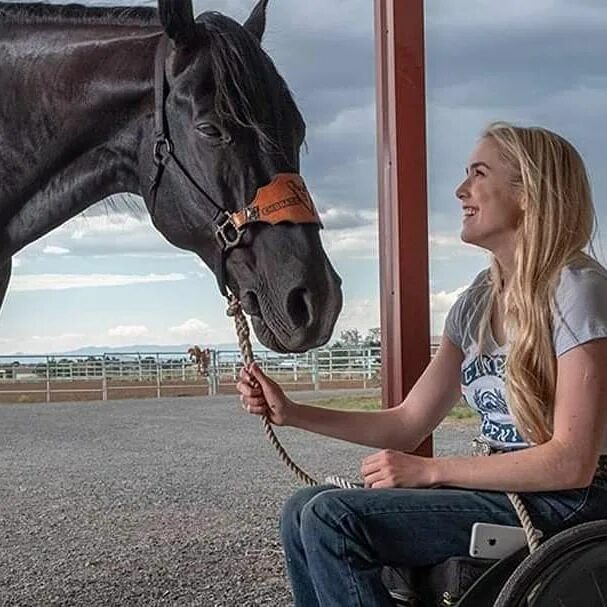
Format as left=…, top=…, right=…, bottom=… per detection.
left=101, top=356, right=108, bottom=401
left=45, top=356, right=51, bottom=402
left=156, top=354, right=161, bottom=399
left=311, top=350, right=320, bottom=391
left=207, top=349, right=217, bottom=396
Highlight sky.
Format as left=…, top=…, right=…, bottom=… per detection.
left=1, top=0, right=606, bottom=355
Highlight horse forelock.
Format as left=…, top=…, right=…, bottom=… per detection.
left=0, top=3, right=158, bottom=27
left=198, top=11, right=302, bottom=153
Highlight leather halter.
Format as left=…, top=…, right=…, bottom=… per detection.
left=148, top=35, right=323, bottom=296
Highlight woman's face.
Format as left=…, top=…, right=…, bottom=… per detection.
left=455, top=137, right=524, bottom=254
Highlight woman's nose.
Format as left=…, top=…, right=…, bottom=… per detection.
left=455, top=179, right=469, bottom=201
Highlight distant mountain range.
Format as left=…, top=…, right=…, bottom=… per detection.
left=62, top=343, right=243, bottom=356
left=4, top=342, right=270, bottom=359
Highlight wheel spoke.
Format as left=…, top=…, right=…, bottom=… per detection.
left=591, top=569, right=607, bottom=607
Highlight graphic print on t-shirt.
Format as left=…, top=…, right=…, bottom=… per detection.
left=461, top=351, right=526, bottom=448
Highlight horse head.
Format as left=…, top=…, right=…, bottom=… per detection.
left=140, top=0, right=343, bottom=353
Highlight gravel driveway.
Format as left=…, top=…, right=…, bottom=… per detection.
left=0, top=390, right=478, bottom=606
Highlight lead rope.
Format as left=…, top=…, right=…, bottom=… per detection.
left=227, top=295, right=543, bottom=552
left=226, top=295, right=358, bottom=489
left=472, top=438, right=541, bottom=554
left=507, top=492, right=541, bottom=553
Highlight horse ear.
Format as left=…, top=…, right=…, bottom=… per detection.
left=243, top=0, right=269, bottom=42
left=158, top=0, right=196, bottom=47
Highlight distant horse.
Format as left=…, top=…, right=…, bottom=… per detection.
left=188, top=345, right=210, bottom=377
left=0, top=1, right=343, bottom=353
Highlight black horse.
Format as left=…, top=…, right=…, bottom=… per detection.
left=0, top=0, right=343, bottom=353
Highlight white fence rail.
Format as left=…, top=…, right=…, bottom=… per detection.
left=0, top=346, right=384, bottom=403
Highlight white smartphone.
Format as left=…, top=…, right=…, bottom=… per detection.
left=469, top=522, right=532, bottom=559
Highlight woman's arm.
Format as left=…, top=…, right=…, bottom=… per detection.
left=241, top=334, right=464, bottom=451
left=429, top=338, right=607, bottom=491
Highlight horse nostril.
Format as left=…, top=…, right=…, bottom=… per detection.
left=286, top=287, right=313, bottom=329
left=241, top=290, right=261, bottom=316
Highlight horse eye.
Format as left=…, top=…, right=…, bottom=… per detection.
left=196, top=123, right=223, bottom=139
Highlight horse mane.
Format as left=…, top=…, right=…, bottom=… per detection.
left=0, top=3, right=157, bottom=26
left=0, top=3, right=301, bottom=153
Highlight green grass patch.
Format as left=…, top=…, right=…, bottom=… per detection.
left=309, top=396, right=479, bottom=420
left=310, top=396, right=381, bottom=411
left=448, top=405, right=479, bottom=420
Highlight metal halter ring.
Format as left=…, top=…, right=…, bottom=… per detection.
left=153, top=137, right=174, bottom=166
left=216, top=213, right=244, bottom=250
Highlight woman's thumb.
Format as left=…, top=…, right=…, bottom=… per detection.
left=248, top=362, right=267, bottom=385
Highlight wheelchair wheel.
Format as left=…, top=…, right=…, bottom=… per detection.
left=494, top=519, right=607, bottom=606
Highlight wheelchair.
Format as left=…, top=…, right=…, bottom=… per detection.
left=383, top=519, right=607, bottom=606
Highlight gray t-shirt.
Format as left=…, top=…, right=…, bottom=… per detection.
left=444, top=260, right=607, bottom=450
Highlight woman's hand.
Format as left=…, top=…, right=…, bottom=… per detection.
left=361, top=450, right=437, bottom=488
left=236, top=363, right=293, bottom=426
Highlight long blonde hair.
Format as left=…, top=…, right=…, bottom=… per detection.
left=477, top=122, right=596, bottom=444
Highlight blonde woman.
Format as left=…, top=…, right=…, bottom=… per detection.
left=236, top=123, right=607, bottom=607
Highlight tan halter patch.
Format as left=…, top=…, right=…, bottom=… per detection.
left=231, top=173, right=323, bottom=229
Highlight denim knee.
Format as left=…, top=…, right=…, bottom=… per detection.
left=280, top=486, right=333, bottom=550
left=299, top=490, right=351, bottom=551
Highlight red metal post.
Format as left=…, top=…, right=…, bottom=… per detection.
left=374, top=0, right=431, bottom=455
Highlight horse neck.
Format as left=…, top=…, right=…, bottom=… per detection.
left=0, top=25, right=160, bottom=256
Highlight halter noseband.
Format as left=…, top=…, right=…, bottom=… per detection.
left=148, top=35, right=323, bottom=296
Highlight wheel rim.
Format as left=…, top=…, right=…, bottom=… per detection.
left=512, top=541, right=607, bottom=606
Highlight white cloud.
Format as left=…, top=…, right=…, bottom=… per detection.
left=10, top=273, right=187, bottom=292
left=43, top=245, right=70, bottom=255
left=314, top=104, right=375, bottom=139
left=12, top=257, right=22, bottom=268
left=321, top=212, right=378, bottom=259
left=334, top=298, right=380, bottom=337
left=430, top=286, right=468, bottom=335
left=108, top=325, right=150, bottom=338
left=331, top=286, right=471, bottom=341
left=429, top=232, right=488, bottom=261
left=430, top=233, right=461, bottom=248
left=18, top=211, right=183, bottom=260
left=69, top=212, right=144, bottom=239
left=320, top=207, right=372, bottom=230
left=169, top=318, right=210, bottom=338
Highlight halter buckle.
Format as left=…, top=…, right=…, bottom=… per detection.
left=216, top=213, right=244, bottom=250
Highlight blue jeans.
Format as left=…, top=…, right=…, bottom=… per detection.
left=280, top=479, right=607, bottom=607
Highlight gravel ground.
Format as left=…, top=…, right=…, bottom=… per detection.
left=0, top=390, right=478, bottom=606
